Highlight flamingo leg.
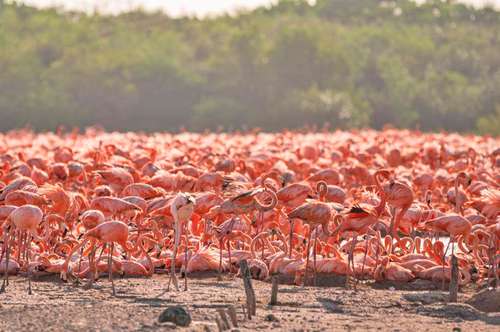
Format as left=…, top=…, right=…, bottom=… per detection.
left=442, top=239, right=452, bottom=290
left=449, top=237, right=456, bottom=286
left=288, top=219, right=294, bottom=258
left=303, top=229, right=312, bottom=287
left=393, top=206, right=409, bottom=240
left=227, top=239, right=232, bottom=273
left=27, top=233, right=32, bottom=295
left=261, top=232, right=265, bottom=259
left=184, top=220, right=189, bottom=291
left=86, top=243, right=97, bottom=289
left=96, top=243, right=107, bottom=267
left=359, top=235, right=370, bottom=285
left=492, top=238, right=499, bottom=287
left=18, top=232, right=25, bottom=264
left=24, top=233, right=30, bottom=266
left=0, top=238, right=5, bottom=266
left=259, top=210, right=263, bottom=233
left=347, top=236, right=357, bottom=288
left=1, top=230, right=10, bottom=292
left=108, top=242, right=115, bottom=296
left=76, top=245, right=85, bottom=284
left=168, top=217, right=181, bottom=291
left=16, top=230, right=22, bottom=263
left=0, top=227, right=7, bottom=264
left=313, top=227, right=318, bottom=286
left=388, top=207, right=396, bottom=243
left=218, top=239, right=224, bottom=276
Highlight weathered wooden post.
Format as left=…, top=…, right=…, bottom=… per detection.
left=270, top=275, right=279, bottom=305
left=214, top=316, right=224, bottom=332
left=239, top=259, right=256, bottom=319
left=449, top=255, right=459, bottom=302
left=216, top=308, right=230, bottom=330
left=227, top=305, right=238, bottom=327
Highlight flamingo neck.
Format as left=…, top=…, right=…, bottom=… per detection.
left=454, top=177, right=460, bottom=213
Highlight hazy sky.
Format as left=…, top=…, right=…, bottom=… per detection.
left=11, top=0, right=500, bottom=16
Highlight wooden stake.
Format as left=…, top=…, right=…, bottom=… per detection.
left=269, top=276, right=279, bottom=305
left=216, top=309, right=230, bottom=330
left=227, top=305, right=238, bottom=327
left=214, top=316, right=224, bottom=332
left=449, top=254, right=459, bottom=302
left=239, top=260, right=256, bottom=318
left=488, top=239, right=498, bottom=288
left=241, top=304, right=246, bottom=320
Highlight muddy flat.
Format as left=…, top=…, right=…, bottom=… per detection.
left=0, top=274, right=498, bottom=331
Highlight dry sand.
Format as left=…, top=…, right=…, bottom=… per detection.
left=1, top=273, right=499, bottom=331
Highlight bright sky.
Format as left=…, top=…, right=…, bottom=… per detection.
left=10, top=0, right=500, bottom=16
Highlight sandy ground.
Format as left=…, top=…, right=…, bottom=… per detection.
left=0, top=273, right=499, bottom=331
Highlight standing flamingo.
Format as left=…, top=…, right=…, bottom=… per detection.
left=288, top=201, right=339, bottom=286
left=168, top=192, right=195, bottom=291
left=375, top=170, right=414, bottom=238
left=60, top=220, right=145, bottom=295
left=447, top=172, right=471, bottom=214
left=1, top=204, right=43, bottom=294
left=330, top=200, right=386, bottom=285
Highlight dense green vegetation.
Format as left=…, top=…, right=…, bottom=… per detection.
left=0, top=0, right=499, bottom=133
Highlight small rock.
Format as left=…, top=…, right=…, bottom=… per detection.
left=264, top=314, right=279, bottom=322
left=445, top=303, right=482, bottom=319
left=158, top=322, right=177, bottom=329
left=466, top=288, right=500, bottom=313
left=403, top=292, right=446, bottom=305
left=389, top=286, right=395, bottom=291
left=452, top=328, right=461, bottom=332
left=158, top=306, right=192, bottom=327
left=417, top=303, right=482, bottom=321
left=409, top=278, right=439, bottom=290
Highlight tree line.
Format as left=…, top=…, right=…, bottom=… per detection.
left=0, top=0, right=499, bottom=134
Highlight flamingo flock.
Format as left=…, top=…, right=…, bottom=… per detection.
left=0, top=128, right=498, bottom=294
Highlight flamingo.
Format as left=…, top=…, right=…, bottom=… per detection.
left=60, top=220, right=147, bottom=295
left=168, top=192, right=195, bottom=291
left=288, top=201, right=341, bottom=286
left=1, top=204, right=43, bottom=294
left=375, top=169, right=414, bottom=238
left=447, top=172, right=471, bottom=214
left=374, top=257, right=415, bottom=282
